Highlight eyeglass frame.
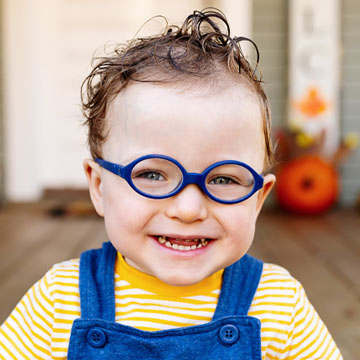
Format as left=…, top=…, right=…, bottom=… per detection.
left=95, top=154, right=264, bottom=204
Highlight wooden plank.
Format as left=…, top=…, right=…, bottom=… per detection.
left=286, top=214, right=360, bottom=299
left=0, top=207, right=58, bottom=275
left=0, top=206, right=28, bottom=239
left=327, top=210, right=360, bottom=249
left=0, top=210, right=105, bottom=323
left=259, top=211, right=360, bottom=359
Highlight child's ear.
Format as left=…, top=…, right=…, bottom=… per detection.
left=83, top=159, right=104, bottom=217
left=256, top=173, right=276, bottom=215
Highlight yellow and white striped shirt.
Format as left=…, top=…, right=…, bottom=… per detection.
left=0, top=254, right=342, bottom=360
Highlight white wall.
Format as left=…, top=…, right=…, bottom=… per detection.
left=288, top=0, right=341, bottom=155
left=3, top=0, right=251, bottom=201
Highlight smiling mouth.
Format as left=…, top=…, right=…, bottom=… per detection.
left=155, top=236, right=210, bottom=251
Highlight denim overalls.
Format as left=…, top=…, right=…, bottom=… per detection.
left=68, top=242, right=263, bottom=359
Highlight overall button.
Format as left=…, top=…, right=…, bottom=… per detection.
left=218, top=324, right=240, bottom=345
left=86, top=328, right=107, bottom=348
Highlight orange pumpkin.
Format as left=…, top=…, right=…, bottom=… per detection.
left=275, top=155, right=339, bottom=214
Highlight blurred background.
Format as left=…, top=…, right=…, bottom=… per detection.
left=0, top=0, right=359, bottom=358
left=0, top=0, right=359, bottom=205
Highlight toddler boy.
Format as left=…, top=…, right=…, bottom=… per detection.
left=0, top=9, right=342, bottom=360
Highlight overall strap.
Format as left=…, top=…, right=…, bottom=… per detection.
left=213, top=254, right=263, bottom=320
left=79, top=242, right=117, bottom=321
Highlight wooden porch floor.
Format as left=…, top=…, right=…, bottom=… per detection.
left=0, top=202, right=359, bottom=358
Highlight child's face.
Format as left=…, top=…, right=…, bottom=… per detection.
left=84, top=81, right=275, bottom=286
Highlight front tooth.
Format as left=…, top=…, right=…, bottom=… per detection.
left=172, top=243, right=179, bottom=250
left=191, top=245, right=197, bottom=250
left=178, top=245, right=185, bottom=251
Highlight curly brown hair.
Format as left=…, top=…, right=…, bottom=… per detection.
left=81, top=9, right=275, bottom=170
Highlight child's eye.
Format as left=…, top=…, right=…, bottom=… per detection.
left=209, top=176, right=238, bottom=185
left=135, top=171, right=165, bottom=181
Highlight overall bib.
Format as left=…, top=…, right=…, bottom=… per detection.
left=68, top=242, right=263, bottom=359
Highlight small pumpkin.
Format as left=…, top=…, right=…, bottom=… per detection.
left=275, top=155, right=339, bottom=214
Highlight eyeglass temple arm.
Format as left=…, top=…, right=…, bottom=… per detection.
left=95, top=158, right=123, bottom=177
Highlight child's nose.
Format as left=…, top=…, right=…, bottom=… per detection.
left=165, top=184, right=208, bottom=223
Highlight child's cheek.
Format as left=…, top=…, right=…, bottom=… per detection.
left=223, top=202, right=257, bottom=246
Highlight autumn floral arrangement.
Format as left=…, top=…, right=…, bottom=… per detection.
left=274, top=88, right=358, bottom=215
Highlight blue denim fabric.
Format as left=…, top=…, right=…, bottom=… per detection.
left=68, top=242, right=263, bottom=359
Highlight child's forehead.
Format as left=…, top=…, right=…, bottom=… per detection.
left=108, top=78, right=261, bottom=117
left=103, top=81, right=265, bottom=168
left=105, top=81, right=263, bottom=145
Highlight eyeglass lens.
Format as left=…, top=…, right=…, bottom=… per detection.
left=131, top=158, right=255, bottom=201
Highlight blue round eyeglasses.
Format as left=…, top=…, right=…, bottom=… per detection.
left=95, top=154, right=264, bottom=204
